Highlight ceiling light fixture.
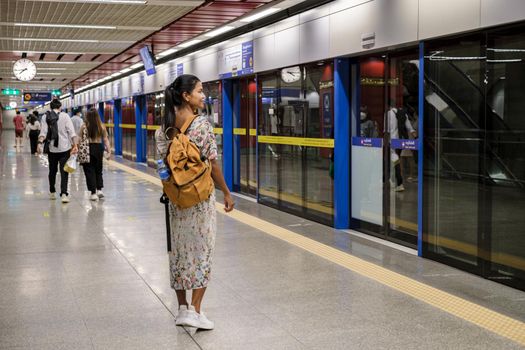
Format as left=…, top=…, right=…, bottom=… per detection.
left=178, top=40, right=202, bottom=48
left=5, top=37, right=135, bottom=44
left=34, top=61, right=77, bottom=65
left=13, top=23, right=116, bottom=30
left=204, top=26, right=235, bottom=38
left=36, top=67, right=68, bottom=70
left=130, top=62, right=144, bottom=69
left=240, top=8, right=280, bottom=23
left=110, top=72, right=122, bottom=77
left=79, top=0, right=146, bottom=4
left=157, top=48, right=177, bottom=57
left=119, top=68, right=131, bottom=73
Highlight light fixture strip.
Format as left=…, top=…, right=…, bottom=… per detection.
left=82, top=0, right=147, bottom=3
left=204, top=26, right=234, bottom=38
left=178, top=39, right=202, bottom=48
left=130, top=62, right=144, bottom=69
left=13, top=23, right=116, bottom=30
left=157, top=48, right=177, bottom=57
left=4, top=37, right=135, bottom=44
left=240, top=8, right=280, bottom=23
left=35, top=67, right=68, bottom=70
left=34, top=61, right=77, bottom=64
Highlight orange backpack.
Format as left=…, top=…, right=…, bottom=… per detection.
left=162, top=115, right=214, bottom=208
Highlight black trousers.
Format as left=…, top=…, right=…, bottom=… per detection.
left=29, top=130, right=39, bottom=154
left=48, top=150, right=71, bottom=196
left=82, top=143, right=104, bottom=194
left=394, top=149, right=403, bottom=186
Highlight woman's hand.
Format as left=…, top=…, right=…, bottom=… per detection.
left=70, top=144, right=78, bottom=155
left=223, top=193, right=234, bottom=212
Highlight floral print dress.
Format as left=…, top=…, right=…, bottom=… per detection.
left=155, top=115, right=218, bottom=290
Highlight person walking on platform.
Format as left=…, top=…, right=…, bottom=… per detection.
left=79, top=108, right=110, bottom=201
left=26, top=113, right=41, bottom=155
left=13, top=110, right=25, bottom=149
left=70, top=108, right=83, bottom=137
left=38, top=99, right=78, bottom=203
left=155, top=74, right=234, bottom=330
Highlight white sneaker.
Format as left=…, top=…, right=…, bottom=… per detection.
left=395, top=184, right=405, bottom=192
left=49, top=192, right=57, bottom=200
left=96, top=190, right=104, bottom=199
left=175, top=305, right=190, bottom=326
left=90, top=193, right=99, bottom=201
left=61, top=194, right=70, bottom=203
left=178, top=305, right=214, bottom=330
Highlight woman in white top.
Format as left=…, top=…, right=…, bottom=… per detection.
left=26, top=113, right=41, bottom=155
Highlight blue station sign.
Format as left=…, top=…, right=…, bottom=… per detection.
left=352, top=137, right=383, bottom=148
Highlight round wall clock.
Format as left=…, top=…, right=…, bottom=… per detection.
left=13, top=58, right=37, bottom=82
left=280, top=66, right=301, bottom=84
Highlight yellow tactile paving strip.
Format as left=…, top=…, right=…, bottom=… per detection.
left=107, top=159, right=525, bottom=346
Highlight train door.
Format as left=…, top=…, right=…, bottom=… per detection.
left=351, top=48, right=420, bottom=247
left=232, top=76, right=257, bottom=196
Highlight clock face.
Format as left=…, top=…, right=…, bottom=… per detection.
left=281, top=66, right=301, bottom=84
left=13, top=59, right=37, bottom=82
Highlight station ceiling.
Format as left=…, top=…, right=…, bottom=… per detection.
left=0, top=0, right=278, bottom=108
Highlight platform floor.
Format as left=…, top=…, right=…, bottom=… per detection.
left=1, top=130, right=525, bottom=350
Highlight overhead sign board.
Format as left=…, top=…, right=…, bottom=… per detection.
left=218, top=40, right=254, bottom=78
left=23, top=92, right=52, bottom=104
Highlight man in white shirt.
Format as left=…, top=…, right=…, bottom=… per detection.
left=38, top=99, right=78, bottom=203
left=386, top=100, right=417, bottom=192
left=70, top=108, right=84, bottom=137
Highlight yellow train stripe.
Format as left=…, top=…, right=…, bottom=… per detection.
left=213, top=128, right=224, bottom=135
left=104, top=123, right=115, bottom=128
left=249, top=128, right=257, bottom=136
left=146, top=125, right=160, bottom=130
left=233, top=128, right=246, bottom=135
left=258, top=135, right=334, bottom=148
left=106, top=159, right=525, bottom=347
left=119, top=124, right=136, bottom=129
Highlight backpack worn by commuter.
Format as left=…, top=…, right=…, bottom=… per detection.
left=162, top=115, right=214, bottom=209
left=395, top=108, right=409, bottom=139
left=43, top=110, right=60, bottom=154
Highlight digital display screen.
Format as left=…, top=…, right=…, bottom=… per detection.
left=139, top=46, right=156, bottom=76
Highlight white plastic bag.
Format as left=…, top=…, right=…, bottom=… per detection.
left=64, top=154, right=78, bottom=173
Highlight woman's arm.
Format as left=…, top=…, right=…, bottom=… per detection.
left=210, top=159, right=234, bottom=212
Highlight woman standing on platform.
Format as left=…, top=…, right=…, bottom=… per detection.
left=155, top=75, right=234, bottom=330
left=79, top=108, right=110, bottom=201
left=26, top=113, right=41, bottom=155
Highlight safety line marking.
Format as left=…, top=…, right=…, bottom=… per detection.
left=106, top=159, right=525, bottom=346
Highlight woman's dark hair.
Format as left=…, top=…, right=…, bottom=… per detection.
left=29, top=115, right=37, bottom=125
left=163, top=74, right=200, bottom=134
left=33, top=111, right=39, bottom=117
left=72, top=108, right=81, bottom=116
left=85, top=108, right=103, bottom=140
left=50, top=99, right=61, bottom=110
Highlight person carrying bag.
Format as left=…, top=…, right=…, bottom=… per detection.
left=155, top=74, right=234, bottom=331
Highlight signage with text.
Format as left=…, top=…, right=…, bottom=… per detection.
left=218, top=41, right=254, bottom=78
left=23, top=92, right=52, bottom=104
left=391, top=138, right=418, bottom=150
left=352, top=137, right=383, bottom=148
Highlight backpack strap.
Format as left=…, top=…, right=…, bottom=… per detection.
left=179, top=114, right=199, bottom=134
